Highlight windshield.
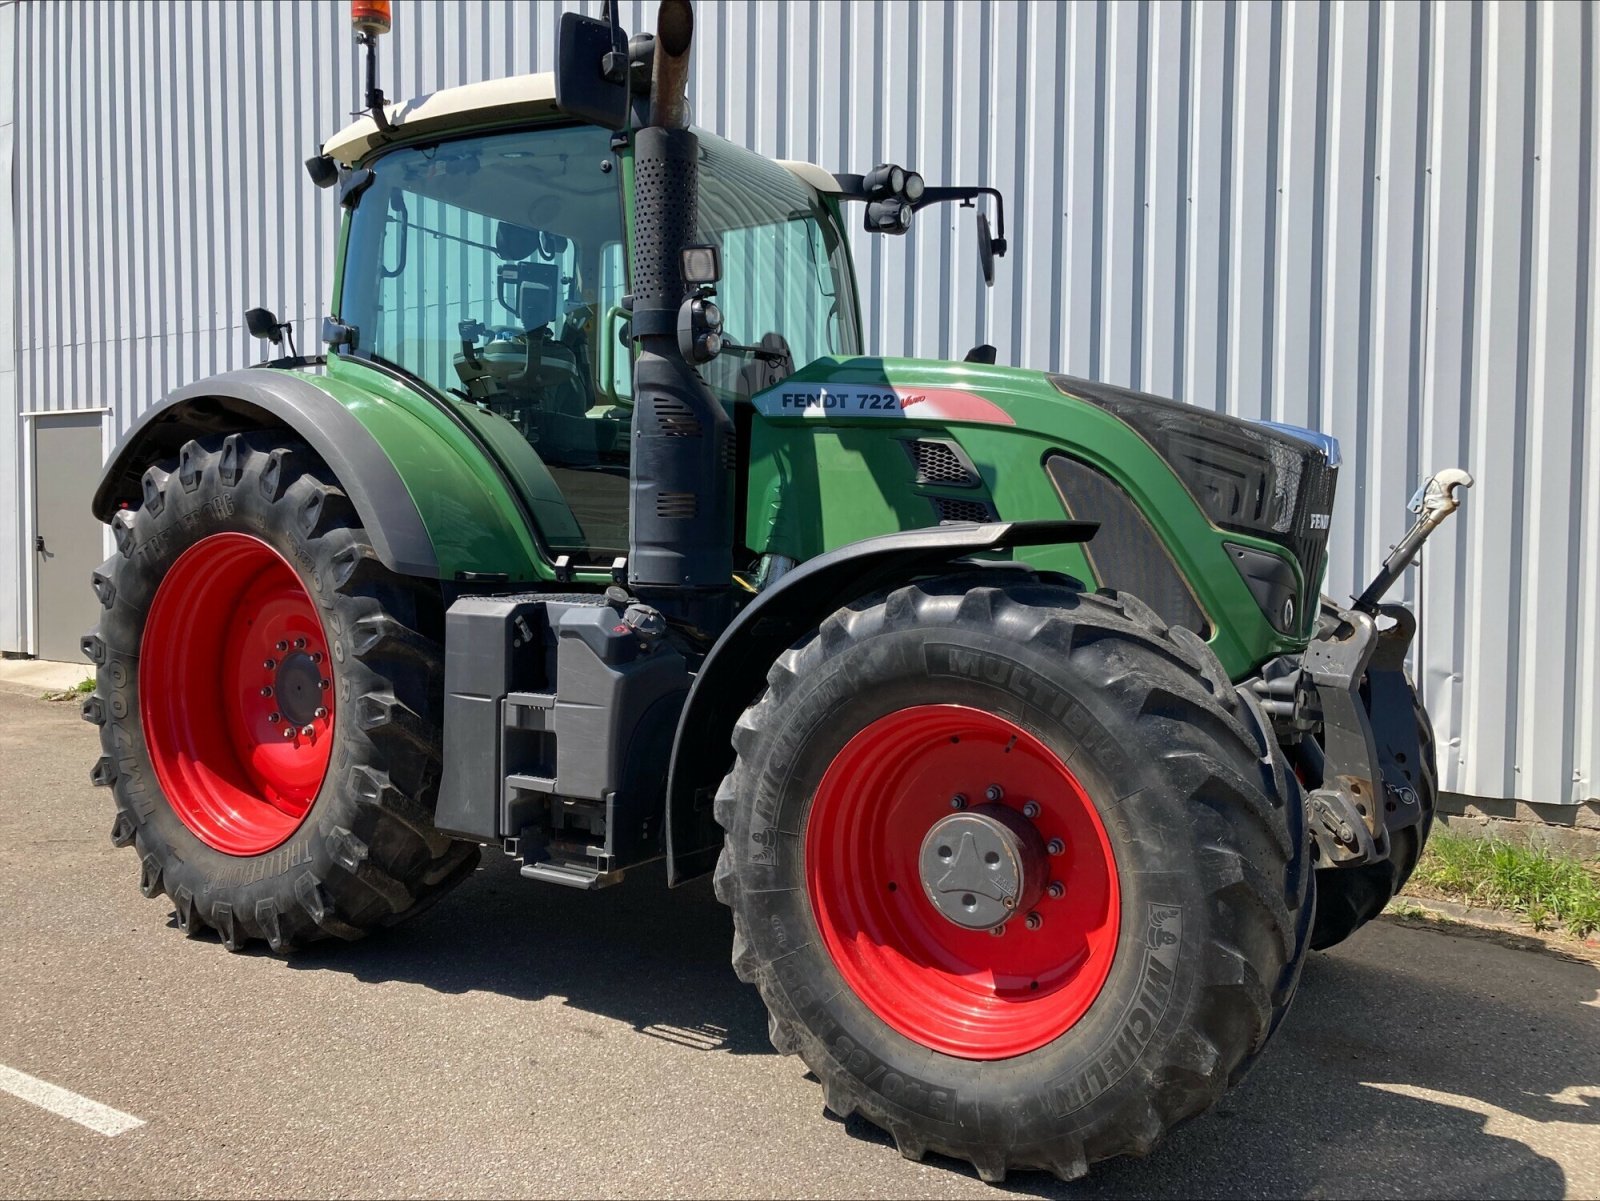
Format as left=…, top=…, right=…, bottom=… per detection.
left=340, top=123, right=631, bottom=559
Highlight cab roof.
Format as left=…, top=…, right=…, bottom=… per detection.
left=323, top=70, right=841, bottom=195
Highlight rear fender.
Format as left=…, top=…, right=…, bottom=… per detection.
left=663, top=519, right=1096, bottom=884
left=94, top=368, right=549, bottom=581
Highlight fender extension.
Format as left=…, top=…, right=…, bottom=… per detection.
left=93, top=369, right=438, bottom=577
left=663, top=519, right=1097, bottom=885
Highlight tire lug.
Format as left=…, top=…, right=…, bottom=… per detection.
left=1025, top=911, right=1043, bottom=931
left=1047, top=838, right=1065, bottom=856
left=949, top=794, right=966, bottom=810
left=985, top=784, right=1003, bottom=803
left=1022, top=800, right=1040, bottom=819
left=1047, top=880, right=1065, bottom=899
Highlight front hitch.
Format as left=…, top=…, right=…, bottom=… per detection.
left=1295, top=468, right=1472, bottom=866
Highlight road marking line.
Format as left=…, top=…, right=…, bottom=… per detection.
left=0, top=1064, right=146, bottom=1137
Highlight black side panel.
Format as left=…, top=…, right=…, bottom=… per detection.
left=1044, top=454, right=1210, bottom=637
left=92, top=370, right=438, bottom=576
left=664, top=519, right=1097, bottom=884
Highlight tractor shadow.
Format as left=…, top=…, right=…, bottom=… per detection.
left=288, top=859, right=1597, bottom=1198
left=286, top=853, right=772, bottom=1056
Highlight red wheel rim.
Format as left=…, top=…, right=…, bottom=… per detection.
left=804, top=705, right=1120, bottom=1059
left=140, top=533, right=335, bottom=856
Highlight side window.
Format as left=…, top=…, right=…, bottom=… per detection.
left=694, top=133, right=861, bottom=401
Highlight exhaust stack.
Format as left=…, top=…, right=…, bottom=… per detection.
left=626, top=0, right=735, bottom=603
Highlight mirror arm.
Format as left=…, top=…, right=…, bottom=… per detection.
left=912, top=186, right=1007, bottom=255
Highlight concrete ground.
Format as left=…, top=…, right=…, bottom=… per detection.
left=0, top=658, right=93, bottom=694
left=2, top=687, right=1597, bottom=1200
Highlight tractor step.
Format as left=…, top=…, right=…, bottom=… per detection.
left=518, top=859, right=625, bottom=890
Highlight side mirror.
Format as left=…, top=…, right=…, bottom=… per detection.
left=976, top=212, right=996, bottom=288
left=245, top=307, right=283, bottom=344
left=555, top=12, right=630, bottom=131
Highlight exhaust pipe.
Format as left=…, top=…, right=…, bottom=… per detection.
left=650, top=0, right=694, bottom=129
left=627, top=0, right=734, bottom=608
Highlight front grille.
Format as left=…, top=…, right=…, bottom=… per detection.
left=1051, top=374, right=1338, bottom=631
left=1045, top=454, right=1210, bottom=636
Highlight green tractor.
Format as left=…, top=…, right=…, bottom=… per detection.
left=82, top=0, right=1471, bottom=1181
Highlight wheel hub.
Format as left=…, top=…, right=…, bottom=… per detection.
left=918, top=804, right=1047, bottom=930
left=272, top=650, right=325, bottom=728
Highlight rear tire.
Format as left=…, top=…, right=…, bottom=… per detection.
left=82, top=431, right=478, bottom=951
left=713, top=576, right=1311, bottom=1181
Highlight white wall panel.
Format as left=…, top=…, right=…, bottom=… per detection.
left=3, top=0, right=1597, bottom=808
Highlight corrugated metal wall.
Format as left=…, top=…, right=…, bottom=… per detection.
left=5, top=0, right=1597, bottom=809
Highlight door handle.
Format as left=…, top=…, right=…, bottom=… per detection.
left=35, top=534, right=45, bottom=553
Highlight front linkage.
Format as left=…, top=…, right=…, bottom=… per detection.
left=1252, top=468, right=1473, bottom=868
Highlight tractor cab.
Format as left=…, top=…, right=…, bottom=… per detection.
left=326, top=79, right=861, bottom=572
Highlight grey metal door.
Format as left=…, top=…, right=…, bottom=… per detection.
left=32, top=414, right=105, bottom=662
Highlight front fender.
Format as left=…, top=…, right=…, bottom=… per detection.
left=663, top=519, right=1095, bottom=884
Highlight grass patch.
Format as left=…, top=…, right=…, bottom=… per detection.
left=41, top=677, right=95, bottom=702
left=1409, top=830, right=1600, bottom=939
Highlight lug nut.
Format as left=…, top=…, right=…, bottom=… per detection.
left=314, top=706, right=328, bottom=719
left=260, top=686, right=273, bottom=698
left=1022, top=800, right=1040, bottom=819
left=300, top=725, right=314, bottom=737
left=281, top=727, right=295, bottom=739
left=275, top=641, right=288, bottom=653
left=989, top=923, right=1006, bottom=937
left=294, top=638, right=307, bottom=650
left=1001, top=895, right=1016, bottom=909
left=985, top=785, right=1004, bottom=803
left=1025, top=912, right=1043, bottom=931
left=1047, top=838, right=1065, bottom=856
left=1047, top=880, right=1065, bottom=899
left=263, top=658, right=276, bottom=671
left=319, top=678, right=331, bottom=691
left=950, top=794, right=967, bottom=810
left=311, top=652, right=324, bottom=664
left=267, top=712, right=281, bottom=724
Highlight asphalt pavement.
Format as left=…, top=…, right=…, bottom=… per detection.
left=2, top=686, right=1597, bottom=1199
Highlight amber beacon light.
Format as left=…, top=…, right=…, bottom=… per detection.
left=351, top=0, right=392, bottom=36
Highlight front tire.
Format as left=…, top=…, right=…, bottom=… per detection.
left=82, top=432, right=478, bottom=951
left=713, top=576, right=1311, bottom=1181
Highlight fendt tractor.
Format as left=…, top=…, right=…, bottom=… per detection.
left=82, top=0, right=1472, bottom=1180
